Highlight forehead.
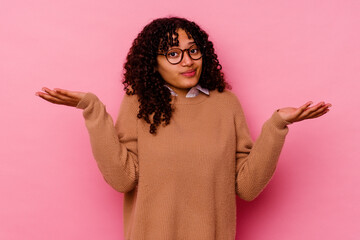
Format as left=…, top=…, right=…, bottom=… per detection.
left=176, top=29, right=193, bottom=40
left=159, top=28, right=194, bottom=50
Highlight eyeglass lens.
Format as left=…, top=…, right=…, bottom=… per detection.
left=166, top=45, right=202, bottom=64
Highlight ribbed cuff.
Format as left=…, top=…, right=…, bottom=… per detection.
left=271, top=110, right=292, bottom=129
left=76, top=92, right=98, bottom=109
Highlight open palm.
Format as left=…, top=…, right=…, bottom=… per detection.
left=35, top=87, right=86, bottom=107
left=277, top=101, right=331, bottom=124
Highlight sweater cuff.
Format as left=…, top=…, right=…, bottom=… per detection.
left=76, top=92, right=99, bottom=109
left=270, top=110, right=292, bottom=129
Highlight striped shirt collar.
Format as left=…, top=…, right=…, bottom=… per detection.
left=164, top=84, right=210, bottom=98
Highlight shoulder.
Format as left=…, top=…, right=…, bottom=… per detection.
left=209, top=89, right=242, bottom=108
left=119, top=92, right=140, bottom=115
left=121, top=92, right=140, bottom=105
left=208, top=89, right=246, bottom=118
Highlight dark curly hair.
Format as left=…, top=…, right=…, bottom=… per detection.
left=122, top=17, right=231, bottom=135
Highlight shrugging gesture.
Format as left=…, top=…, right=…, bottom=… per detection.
left=36, top=87, right=332, bottom=124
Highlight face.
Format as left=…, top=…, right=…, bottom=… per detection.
left=156, top=29, right=203, bottom=97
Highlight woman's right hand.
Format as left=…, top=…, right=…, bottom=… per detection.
left=35, top=87, right=86, bottom=107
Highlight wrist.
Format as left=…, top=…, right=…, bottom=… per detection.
left=275, top=110, right=293, bottom=126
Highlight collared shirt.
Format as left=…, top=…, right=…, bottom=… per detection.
left=164, top=84, right=210, bottom=98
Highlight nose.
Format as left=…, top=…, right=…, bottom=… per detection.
left=180, top=50, right=193, bottom=66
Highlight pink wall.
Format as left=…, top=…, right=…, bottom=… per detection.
left=1, top=0, right=359, bottom=239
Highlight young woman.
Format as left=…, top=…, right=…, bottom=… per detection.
left=36, top=17, right=331, bottom=240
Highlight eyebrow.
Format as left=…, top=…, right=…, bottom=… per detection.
left=169, top=41, right=196, bottom=49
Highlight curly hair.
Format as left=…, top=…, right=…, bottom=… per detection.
left=122, top=17, right=231, bottom=135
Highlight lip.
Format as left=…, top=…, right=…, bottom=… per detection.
left=181, top=69, right=196, bottom=77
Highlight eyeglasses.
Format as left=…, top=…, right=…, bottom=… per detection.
left=158, top=44, right=203, bottom=65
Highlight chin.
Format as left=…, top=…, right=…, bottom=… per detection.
left=183, top=83, right=198, bottom=89
left=183, top=78, right=199, bottom=87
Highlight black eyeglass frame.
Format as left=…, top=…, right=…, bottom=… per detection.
left=157, top=44, right=203, bottom=65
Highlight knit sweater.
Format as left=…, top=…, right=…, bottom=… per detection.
left=76, top=89, right=290, bottom=240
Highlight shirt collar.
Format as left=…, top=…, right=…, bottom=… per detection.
left=164, top=84, right=210, bottom=98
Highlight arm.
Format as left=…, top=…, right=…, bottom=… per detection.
left=234, top=102, right=290, bottom=201
left=76, top=92, right=139, bottom=193
left=234, top=98, right=331, bottom=201
left=35, top=87, right=139, bottom=193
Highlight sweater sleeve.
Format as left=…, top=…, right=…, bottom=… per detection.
left=233, top=98, right=291, bottom=201
left=76, top=92, right=139, bottom=193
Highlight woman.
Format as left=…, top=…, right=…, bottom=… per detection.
left=36, top=17, right=331, bottom=240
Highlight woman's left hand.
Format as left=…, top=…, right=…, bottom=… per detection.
left=277, top=101, right=332, bottom=124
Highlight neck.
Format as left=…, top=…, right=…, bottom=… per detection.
left=174, top=88, right=190, bottom=97
left=166, top=84, right=191, bottom=97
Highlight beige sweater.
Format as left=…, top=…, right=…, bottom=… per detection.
left=76, top=89, right=290, bottom=240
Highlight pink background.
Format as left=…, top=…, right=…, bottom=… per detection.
left=1, top=0, right=359, bottom=239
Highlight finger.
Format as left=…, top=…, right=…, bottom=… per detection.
left=306, top=103, right=331, bottom=118
left=43, top=87, right=73, bottom=101
left=54, top=88, right=86, bottom=103
left=41, top=87, right=61, bottom=99
left=298, top=102, right=326, bottom=119
left=299, top=101, right=313, bottom=110
left=294, top=103, right=331, bottom=122
left=294, top=101, right=312, bottom=119
left=300, top=101, right=314, bottom=112
left=37, top=91, right=68, bottom=105
left=290, top=101, right=313, bottom=120
left=42, top=87, right=55, bottom=95
left=306, top=102, right=329, bottom=115
left=308, top=102, right=325, bottom=112
left=307, top=108, right=330, bottom=119
left=53, top=88, right=78, bottom=98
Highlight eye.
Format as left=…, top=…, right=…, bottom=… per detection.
left=189, top=46, right=200, bottom=55
left=190, top=48, right=198, bottom=54
left=167, top=50, right=181, bottom=58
